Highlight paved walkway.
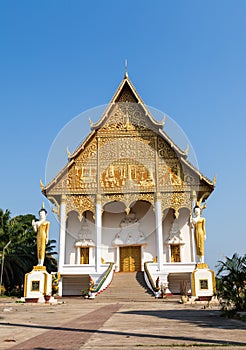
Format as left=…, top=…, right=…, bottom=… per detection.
left=0, top=297, right=246, bottom=349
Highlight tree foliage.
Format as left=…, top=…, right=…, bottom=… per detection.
left=0, top=209, right=57, bottom=294
left=216, top=253, right=246, bottom=314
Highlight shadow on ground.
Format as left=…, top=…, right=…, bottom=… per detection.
left=119, top=308, right=246, bottom=330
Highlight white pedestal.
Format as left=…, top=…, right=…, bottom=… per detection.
left=192, top=263, right=216, bottom=300
left=24, top=266, right=52, bottom=302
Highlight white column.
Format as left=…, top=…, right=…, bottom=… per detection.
left=190, top=192, right=197, bottom=263
left=58, top=277, right=63, bottom=297
left=95, top=194, right=102, bottom=272
left=155, top=193, right=164, bottom=271
left=58, top=195, right=66, bottom=273
left=76, top=246, right=81, bottom=264
left=116, top=247, right=120, bottom=272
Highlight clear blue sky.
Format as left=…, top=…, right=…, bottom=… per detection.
left=1, top=0, right=246, bottom=270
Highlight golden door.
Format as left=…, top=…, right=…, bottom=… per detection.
left=80, top=247, right=89, bottom=264
left=120, top=246, right=141, bottom=272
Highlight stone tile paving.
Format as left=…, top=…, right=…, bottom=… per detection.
left=84, top=301, right=246, bottom=349
left=0, top=298, right=245, bottom=350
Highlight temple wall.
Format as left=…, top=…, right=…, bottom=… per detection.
left=163, top=208, right=191, bottom=263
left=100, top=201, right=156, bottom=263
left=62, top=201, right=192, bottom=266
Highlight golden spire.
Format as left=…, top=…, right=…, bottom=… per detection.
left=124, top=59, right=128, bottom=78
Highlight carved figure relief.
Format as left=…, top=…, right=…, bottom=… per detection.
left=75, top=164, right=97, bottom=189
left=167, top=218, right=183, bottom=244
left=112, top=212, right=146, bottom=246
left=76, top=218, right=95, bottom=247
left=101, top=161, right=155, bottom=191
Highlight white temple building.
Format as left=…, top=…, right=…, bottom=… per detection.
left=42, top=73, right=215, bottom=297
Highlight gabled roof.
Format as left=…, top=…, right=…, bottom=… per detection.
left=91, top=73, right=164, bottom=130
left=43, top=74, right=215, bottom=195
left=70, top=74, right=187, bottom=160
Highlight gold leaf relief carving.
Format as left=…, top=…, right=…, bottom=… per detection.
left=117, top=86, right=138, bottom=103
left=66, top=195, right=95, bottom=217
left=76, top=138, right=97, bottom=161
left=157, top=137, right=176, bottom=159
left=102, top=193, right=154, bottom=209
left=161, top=192, right=191, bottom=214
left=99, top=103, right=152, bottom=132
left=100, top=161, right=155, bottom=192
left=158, top=161, right=184, bottom=189
left=99, top=136, right=155, bottom=162
left=74, top=164, right=97, bottom=190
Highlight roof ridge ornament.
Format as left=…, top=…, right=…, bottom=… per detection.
left=213, top=175, right=217, bottom=185
left=89, top=117, right=94, bottom=129
left=161, top=115, right=166, bottom=126
left=66, top=146, right=72, bottom=159
left=124, top=58, right=128, bottom=78
left=184, top=145, right=189, bottom=156
left=40, top=179, right=45, bottom=191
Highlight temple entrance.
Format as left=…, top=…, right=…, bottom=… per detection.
left=120, top=246, right=141, bottom=272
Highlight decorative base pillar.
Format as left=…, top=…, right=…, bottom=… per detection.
left=192, top=263, right=216, bottom=300
left=24, top=266, right=52, bottom=303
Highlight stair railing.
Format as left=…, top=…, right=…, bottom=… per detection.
left=89, top=262, right=114, bottom=298
left=144, top=261, right=160, bottom=295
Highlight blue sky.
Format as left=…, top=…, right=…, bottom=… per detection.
left=1, top=0, right=246, bottom=270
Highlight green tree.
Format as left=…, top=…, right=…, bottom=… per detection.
left=216, top=253, right=246, bottom=314
left=0, top=209, right=57, bottom=294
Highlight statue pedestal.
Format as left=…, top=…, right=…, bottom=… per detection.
left=24, top=266, right=52, bottom=303
left=192, top=263, right=216, bottom=300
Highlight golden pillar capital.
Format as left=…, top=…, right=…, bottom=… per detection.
left=155, top=192, right=162, bottom=202
left=61, top=194, right=67, bottom=204
left=96, top=193, right=102, bottom=204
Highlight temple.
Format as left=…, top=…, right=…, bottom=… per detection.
left=42, top=74, right=215, bottom=297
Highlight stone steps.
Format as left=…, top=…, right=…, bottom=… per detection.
left=95, top=271, right=155, bottom=302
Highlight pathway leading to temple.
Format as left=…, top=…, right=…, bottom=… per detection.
left=0, top=297, right=245, bottom=350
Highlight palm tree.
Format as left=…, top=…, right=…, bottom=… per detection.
left=216, top=253, right=246, bottom=312
left=45, top=239, right=58, bottom=273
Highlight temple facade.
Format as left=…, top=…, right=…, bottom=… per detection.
left=42, top=74, right=214, bottom=296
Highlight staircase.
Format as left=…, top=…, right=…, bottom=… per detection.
left=95, top=271, right=154, bottom=302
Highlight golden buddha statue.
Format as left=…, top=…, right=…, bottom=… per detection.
left=192, top=206, right=206, bottom=263
left=32, top=206, right=50, bottom=266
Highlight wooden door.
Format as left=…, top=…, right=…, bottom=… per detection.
left=120, top=246, right=141, bottom=272
left=80, top=247, right=89, bottom=264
